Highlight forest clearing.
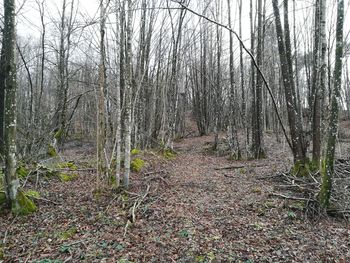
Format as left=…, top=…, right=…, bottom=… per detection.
left=1, top=0, right=350, bottom=261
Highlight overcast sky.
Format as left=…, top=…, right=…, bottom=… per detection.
left=13, top=0, right=350, bottom=66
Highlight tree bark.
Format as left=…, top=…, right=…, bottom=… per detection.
left=272, top=0, right=306, bottom=168
left=319, top=0, right=344, bottom=208
left=1, top=0, right=19, bottom=207
left=97, top=0, right=107, bottom=184
left=252, top=0, right=266, bottom=159
left=123, top=0, right=134, bottom=189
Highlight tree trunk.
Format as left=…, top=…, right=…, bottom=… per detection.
left=1, top=0, right=20, bottom=209
left=272, top=0, right=307, bottom=170
left=123, top=0, right=133, bottom=189
left=97, top=0, right=107, bottom=184
left=252, top=0, right=266, bottom=159
left=311, top=0, right=322, bottom=164
left=319, top=0, right=344, bottom=208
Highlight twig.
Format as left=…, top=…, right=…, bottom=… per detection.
left=146, top=175, right=169, bottom=185
left=30, top=196, right=61, bottom=205
left=3, top=216, right=17, bottom=245
left=104, top=194, right=120, bottom=213
left=256, top=174, right=282, bottom=180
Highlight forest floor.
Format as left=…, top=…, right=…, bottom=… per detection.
left=1, top=121, right=350, bottom=262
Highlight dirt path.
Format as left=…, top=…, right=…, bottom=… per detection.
left=1, top=134, right=350, bottom=262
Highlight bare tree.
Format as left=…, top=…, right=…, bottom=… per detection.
left=272, top=0, right=307, bottom=172
left=97, top=0, right=108, bottom=184
left=123, top=0, right=134, bottom=188
left=319, top=0, right=344, bottom=208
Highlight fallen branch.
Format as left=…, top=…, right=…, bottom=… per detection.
left=256, top=174, right=282, bottom=180
left=146, top=175, right=169, bottom=185
left=143, top=170, right=164, bottom=176
left=269, top=192, right=316, bottom=202
left=214, top=165, right=245, bottom=170
left=30, top=196, right=61, bottom=205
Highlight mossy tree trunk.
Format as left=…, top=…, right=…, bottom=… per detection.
left=0, top=47, right=4, bottom=161
left=1, top=0, right=19, bottom=207
left=319, top=0, right=344, bottom=208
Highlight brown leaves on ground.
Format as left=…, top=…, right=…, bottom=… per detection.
left=1, top=133, right=350, bottom=262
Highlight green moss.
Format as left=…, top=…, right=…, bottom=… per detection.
left=252, top=187, right=262, bottom=194
left=47, top=144, right=58, bottom=157
left=25, top=190, right=41, bottom=198
left=56, top=162, right=77, bottom=171
left=59, top=227, right=77, bottom=240
left=0, top=245, right=4, bottom=260
left=239, top=168, right=247, bottom=174
left=0, top=192, right=6, bottom=205
left=0, top=171, right=3, bottom=190
left=16, top=165, right=29, bottom=179
left=318, top=159, right=331, bottom=208
left=163, top=148, right=176, bottom=159
left=11, top=191, right=37, bottom=216
left=131, top=149, right=141, bottom=155
left=58, top=173, right=78, bottom=182
left=130, top=158, right=145, bottom=172
left=288, top=201, right=305, bottom=211
left=291, top=160, right=311, bottom=177
left=54, top=129, right=63, bottom=140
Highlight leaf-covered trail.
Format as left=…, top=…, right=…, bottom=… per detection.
left=149, top=135, right=350, bottom=262
left=1, top=134, right=350, bottom=262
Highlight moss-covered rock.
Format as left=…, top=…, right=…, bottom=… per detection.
left=11, top=191, right=37, bottom=216
left=130, top=158, right=145, bottom=172
left=58, top=173, right=78, bottom=182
